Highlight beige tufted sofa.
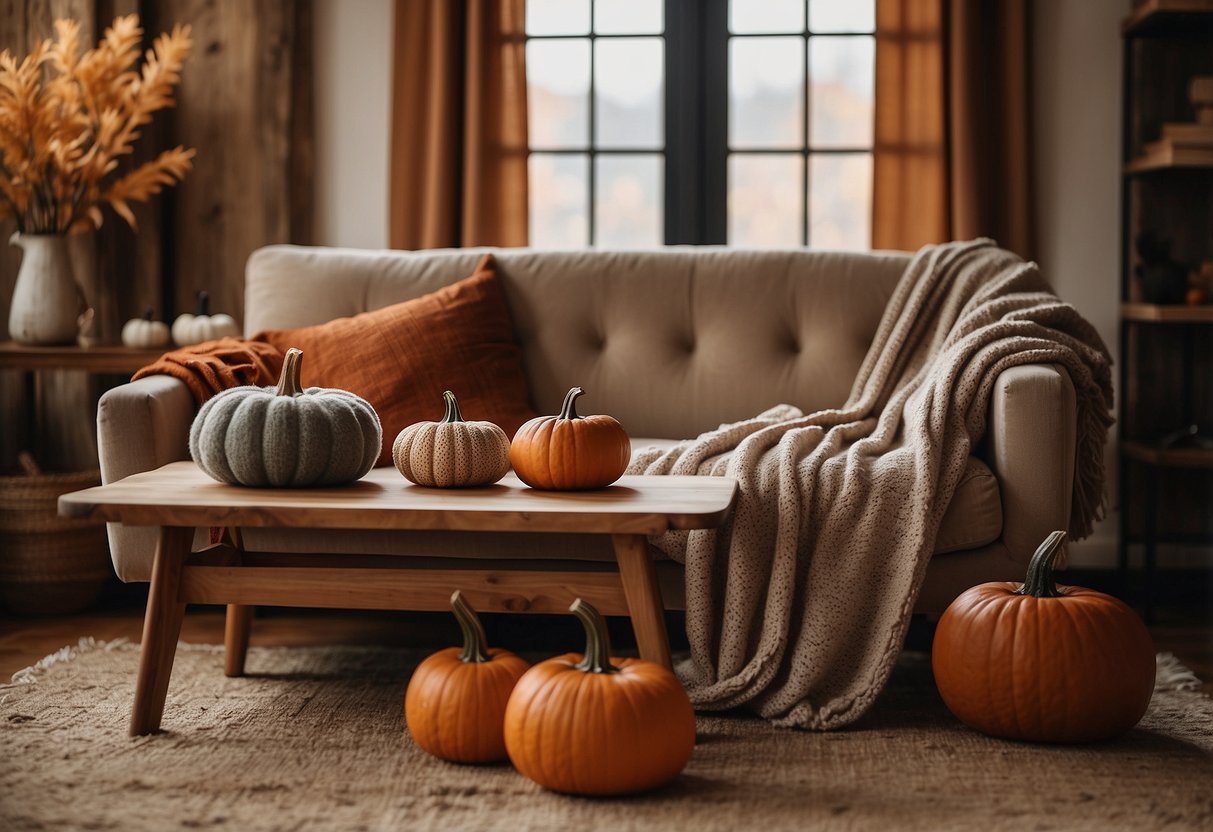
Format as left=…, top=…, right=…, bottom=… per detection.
left=98, top=246, right=1076, bottom=617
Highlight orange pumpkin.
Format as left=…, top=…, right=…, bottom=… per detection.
left=509, top=386, right=630, bottom=490
left=503, top=599, right=695, bottom=795
left=932, top=531, right=1156, bottom=743
left=404, top=591, right=529, bottom=763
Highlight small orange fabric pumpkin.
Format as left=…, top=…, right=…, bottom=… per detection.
left=932, top=531, right=1156, bottom=743
left=503, top=599, right=695, bottom=795
left=509, top=387, right=631, bottom=490
left=404, top=591, right=528, bottom=763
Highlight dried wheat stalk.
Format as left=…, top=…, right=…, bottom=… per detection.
left=0, top=14, right=195, bottom=235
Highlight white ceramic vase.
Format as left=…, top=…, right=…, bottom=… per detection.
left=8, top=232, right=82, bottom=345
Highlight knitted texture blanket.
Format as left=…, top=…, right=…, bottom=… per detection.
left=626, top=240, right=1114, bottom=729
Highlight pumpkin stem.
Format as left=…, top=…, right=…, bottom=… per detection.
left=1014, top=530, right=1067, bottom=598
left=196, top=290, right=209, bottom=316
left=142, top=306, right=154, bottom=321
left=451, top=590, right=491, bottom=663
left=571, top=598, right=619, bottom=674
left=441, top=390, right=465, bottom=424
left=558, top=387, right=585, bottom=420
left=275, top=348, right=304, bottom=397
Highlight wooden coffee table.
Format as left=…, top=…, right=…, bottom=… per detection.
left=60, top=462, right=737, bottom=735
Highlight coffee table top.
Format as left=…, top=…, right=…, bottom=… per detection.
left=59, top=461, right=738, bottom=535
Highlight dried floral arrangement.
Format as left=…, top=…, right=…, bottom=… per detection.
left=0, top=15, right=195, bottom=235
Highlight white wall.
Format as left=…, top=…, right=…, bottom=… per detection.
left=313, top=0, right=393, bottom=249
left=1033, top=0, right=1129, bottom=567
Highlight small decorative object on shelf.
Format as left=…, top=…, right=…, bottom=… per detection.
left=189, top=347, right=382, bottom=487
left=504, top=599, right=695, bottom=795
left=121, top=308, right=172, bottom=349
left=392, top=391, right=511, bottom=488
left=510, top=387, right=631, bottom=490
left=1156, top=423, right=1213, bottom=451
left=932, top=531, right=1156, bottom=743
left=1134, top=230, right=1189, bottom=304
left=1187, top=261, right=1213, bottom=305
left=404, top=591, right=529, bottom=764
left=171, top=291, right=240, bottom=346
left=0, top=15, right=195, bottom=345
left=1192, top=75, right=1213, bottom=125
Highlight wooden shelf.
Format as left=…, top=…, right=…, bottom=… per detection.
left=1124, top=0, right=1213, bottom=36
left=0, top=341, right=165, bottom=374
left=1124, top=143, right=1213, bottom=173
left=1122, top=303, right=1213, bottom=322
left=1121, top=440, right=1213, bottom=469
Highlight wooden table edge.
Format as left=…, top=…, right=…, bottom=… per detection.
left=58, top=472, right=738, bottom=535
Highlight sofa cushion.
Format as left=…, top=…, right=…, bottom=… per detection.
left=238, top=444, right=1001, bottom=560
left=253, top=254, right=536, bottom=466
left=934, top=457, right=1002, bottom=554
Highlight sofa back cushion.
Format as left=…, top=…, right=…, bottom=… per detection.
left=245, top=247, right=912, bottom=439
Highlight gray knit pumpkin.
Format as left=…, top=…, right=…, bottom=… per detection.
left=189, top=347, right=382, bottom=487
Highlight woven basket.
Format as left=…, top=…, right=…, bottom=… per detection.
left=0, top=464, right=110, bottom=615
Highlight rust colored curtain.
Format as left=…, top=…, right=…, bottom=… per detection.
left=390, top=0, right=528, bottom=249
left=873, top=0, right=1034, bottom=259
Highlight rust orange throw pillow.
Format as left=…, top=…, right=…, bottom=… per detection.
left=253, top=254, right=536, bottom=467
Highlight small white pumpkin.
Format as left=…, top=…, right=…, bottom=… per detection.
left=172, top=290, right=240, bottom=346
left=393, top=391, right=511, bottom=488
left=122, top=308, right=172, bottom=348
left=190, top=347, right=382, bottom=487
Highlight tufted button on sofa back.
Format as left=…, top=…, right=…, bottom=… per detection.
left=244, top=246, right=912, bottom=439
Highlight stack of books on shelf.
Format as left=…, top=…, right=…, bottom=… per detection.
left=1142, top=76, right=1213, bottom=165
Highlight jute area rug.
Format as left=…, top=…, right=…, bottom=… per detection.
left=1, top=641, right=1210, bottom=832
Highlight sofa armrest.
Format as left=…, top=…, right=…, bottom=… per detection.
left=97, top=375, right=196, bottom=581
left=982, top=363, right=1077, bottom=568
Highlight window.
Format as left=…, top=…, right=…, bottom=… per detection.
left=526, top=0, right=666, bottom=248
left=525, top=0, right=875, bottom=249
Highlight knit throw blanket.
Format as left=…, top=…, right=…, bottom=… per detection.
left=626, top=240, right=1114, bottom=729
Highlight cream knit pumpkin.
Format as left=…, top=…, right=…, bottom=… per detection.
left=392, top=391, right=511, bottom=488
left=189, top=347, right=381, bottom=487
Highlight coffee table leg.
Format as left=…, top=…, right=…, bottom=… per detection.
left=130, top=526, right=191, bottom=736
left=612, top=533, right=673, bottom=670
left=224, top=604, right=254, bottom=677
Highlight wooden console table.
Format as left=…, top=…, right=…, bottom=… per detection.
left=0, top=341, right=166, bottom=470
left=59, top=462, right=738, bottom=735
left=0, top=340, right=165, bottom=373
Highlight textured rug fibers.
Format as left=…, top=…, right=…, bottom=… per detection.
left=1, top=640, right=1210, bottom=831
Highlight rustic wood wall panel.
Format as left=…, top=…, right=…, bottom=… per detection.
left=1, top=0, right=99, bottom=471
left=147, top=0, right=313, bottom=325
left=1, top=0, right=313, bottom=470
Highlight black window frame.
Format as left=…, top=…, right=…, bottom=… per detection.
left=526, top=0, right=875, bottom=248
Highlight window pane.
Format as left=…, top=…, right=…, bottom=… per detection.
left=730, top=0, right=805, bottom=33
left=527, top=40, right=590, bottom=148
left=526, top=0, right=590, bottom=35
left=809, top=36, right=874, bottom=148
left=595, top=0, right=663, bottom=34
left=729, top=153, right=804, bottom=246
left=729, top=37, right=804, bottom=149
left=530, top=153, right=589, bottom=248
left=595, top=154, right=663, bottom=247
left=595, top=39, right=664, bottom=148
left=809, top=153, right=871, bottom=250
left=808, top=0, right=875, bottom=33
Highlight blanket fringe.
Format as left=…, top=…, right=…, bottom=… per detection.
left=1155, top=652, right=1203, bottom=692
